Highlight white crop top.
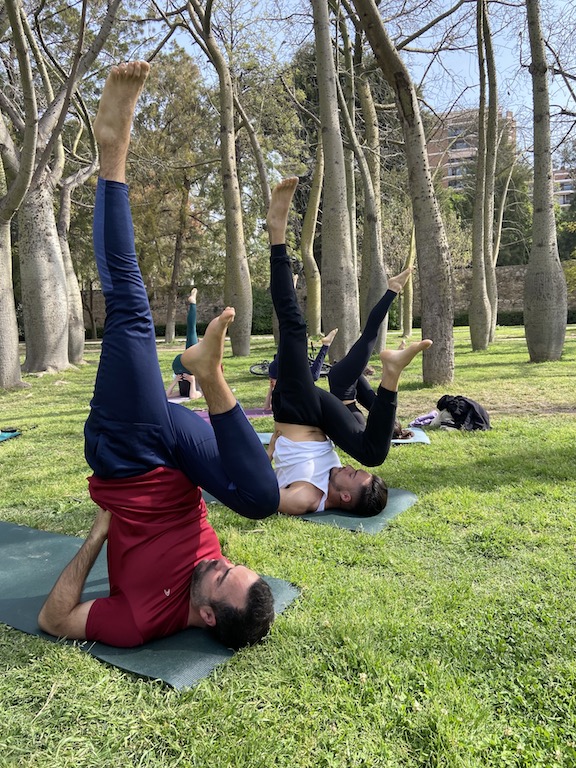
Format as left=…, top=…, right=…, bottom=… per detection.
left=273, top=436, right=342, bottom=512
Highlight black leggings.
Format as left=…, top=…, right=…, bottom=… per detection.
left=270, top=244, right=397, bottom=467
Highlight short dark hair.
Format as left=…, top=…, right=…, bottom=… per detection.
left=352, top=474, right=388, bottom=517
left=210, top=577, right=275, bottom=650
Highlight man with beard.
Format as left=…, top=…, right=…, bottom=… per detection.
left=38, top=62, right=279, bottom=651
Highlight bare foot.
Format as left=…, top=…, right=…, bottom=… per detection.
left=380, top=339, right=432, bottom=391
left=266, top=177, right=299, bottom=245
left=398, top=338, right=407, bottom=350
left=93, top=61, right=150, bottom=151
left=321, top=328, right=338, bottom=347
left=188, top=287, right=197, bottom=304
left=181, top=307, right=235, bottom=378
left=387, top=267, right=413, bottom=294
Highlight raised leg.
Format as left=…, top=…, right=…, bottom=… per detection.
left=327, top=268, right=412, bottom=402
left=268, top=179, right=323, bottom=426
left=85, top=62, right=179, bottom=478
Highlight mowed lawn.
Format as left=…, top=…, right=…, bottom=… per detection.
left=0, top=326, right=575, bottom=768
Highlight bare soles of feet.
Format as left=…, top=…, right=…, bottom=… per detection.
left=387, top=266, right=413, bottom=294
left=93, top=61, right=150, bottom=148
left=266, top=177, right=299, bottom=244
left=188, top=287, right=197, bottom=304
left=321, top=328, right=338, bottom=346
left=181, top=308, right=235, bottom=378
left=380, top=339, right=433, bottom=377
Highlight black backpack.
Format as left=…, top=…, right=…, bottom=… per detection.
left=436, top=395, right=491, bottom=431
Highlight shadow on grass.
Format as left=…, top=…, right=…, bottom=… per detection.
left=401, top=440, right=573, bottom=496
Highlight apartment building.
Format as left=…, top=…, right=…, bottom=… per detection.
left=426, top=108, right=516, bottom=190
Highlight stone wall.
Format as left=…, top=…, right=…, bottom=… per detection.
left=413, top=264, right=576, bottom=318
left=83, top=264, right=576, bottom=331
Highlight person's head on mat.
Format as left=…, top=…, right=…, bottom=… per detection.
left=327, top=465, right=388, bottom=517
left=265, top=176, right=431, bottom=519
left=190, top=559, right=274, bottom=648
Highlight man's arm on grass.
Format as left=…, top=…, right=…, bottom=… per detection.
left=38, top=509, right=111, bottom=639
left=278, top=483, right=323, bottom=516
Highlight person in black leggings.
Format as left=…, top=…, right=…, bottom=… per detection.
left=266, top=178, right=432, bottom=517
left=168, top=288, right=202, bottom=400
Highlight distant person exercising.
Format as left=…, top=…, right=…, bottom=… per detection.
left=266, top=177, right=432, bottom=517
left=38, top=62, right=279, bottom=651
left=167, top=288, right=202, bottom=400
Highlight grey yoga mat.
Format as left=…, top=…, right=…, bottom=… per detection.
left=0, top=521, right=298, bottom=689
left=202, top=488, right=418, bottom=535
left=255, top=430, right=431, bottom=447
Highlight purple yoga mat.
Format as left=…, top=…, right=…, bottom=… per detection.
left=192, top=407, right=272, bottom=422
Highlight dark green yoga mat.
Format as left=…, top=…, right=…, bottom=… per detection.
left=0, top=521, right=299, bottom=689
left=300, top=487, right=418, bottom=533
left=202, top=488, right=418, bottom=534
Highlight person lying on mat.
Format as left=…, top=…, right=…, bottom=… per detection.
left=265, top=177, right=432, bottom=518
left=38, top=62, right=278, bottom=652
left=166, top=287, right=203, bottom=400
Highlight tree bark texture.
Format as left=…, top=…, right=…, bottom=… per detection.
left=19, top=184, right=69, bottom=372
left=352, top=0, right=454, bottom=384
left=58, top=183, right=85, bottom=365
left=356, top=59, right=387, bottom=353
left=0, top=220, right=24, bottom=388
left=469, top=0, right=491, bottom=351
left=301, top=142, right=324, bottom=336
left=401, top=227, right=416, bottom=339
left=165, top=176, right=191, bottom=344
left=483, top=1, right=499, bottom=341
left=199, top=22, right=252, bottom=356
left=524, top=0, right=567, bottom=362
left=312, top=0, right=360, bottom=362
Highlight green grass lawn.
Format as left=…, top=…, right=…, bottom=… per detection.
left=0, top=326, right=575, bottom=767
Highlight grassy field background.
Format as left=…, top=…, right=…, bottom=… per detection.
left=0, top=326, right=575, bottom=767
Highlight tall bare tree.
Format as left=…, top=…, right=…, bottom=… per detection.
left=185, top=1, right=253, bottom=355
left=468, top=0, right=492, bottom=350
left=311, top=0, right=359, bottom=361
left=353, top=38, right=388, bottom=352
left=0, top=0, right=37, bottom=389
left=524, top=0, right=567, bottom=361
left=351, top=0, right=454, bottom=385
left=301, top=142, right=324, bottom=336
left=7, top=1, right=122, bottom=373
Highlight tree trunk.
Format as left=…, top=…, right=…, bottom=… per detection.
left=58, top=182, right=85, bottom=365
left=356, top=54, right=387, bottom=353
left=19, top=183, right=69, bottom=372
left=312, top=0, right=360, bottom=362
left=338, top=66, right=387, bottom=351
left=469, top=0, right=491, bottom=351
left=0, top=0, right=38, bottom=389
left=165, top=176, right=191, bottom=344
left=352, top=0, right=454, bottom=384
left=338, top=15, right=358, bottom=277
left=483, top=0, right=499, bottom=341
left=0, top=219, right=25, bottom=389
left=402, top=227, right=416, bottom=338
left=301, top=142, right=324, bottom=336
left=524, top=0, right=567, bottom=361
left=204, top=32, right=252, bottom=356
left=82, top=281, right=98, bottom=340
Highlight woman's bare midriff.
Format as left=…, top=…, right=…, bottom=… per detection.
left=273, top=422, right=327, bottom=442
